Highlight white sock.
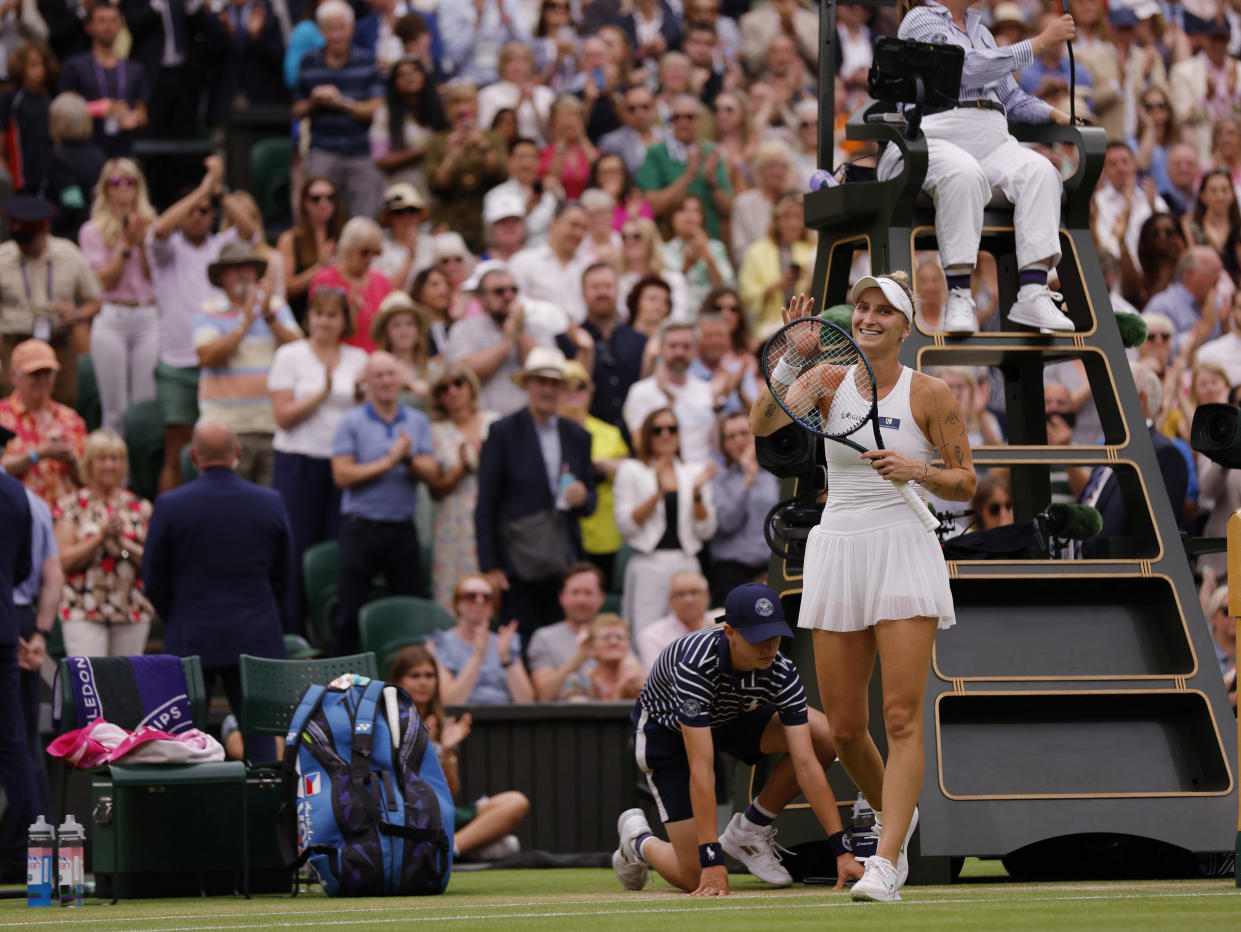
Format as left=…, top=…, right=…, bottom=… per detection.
left=1017, top=282, right=1047, bottom=300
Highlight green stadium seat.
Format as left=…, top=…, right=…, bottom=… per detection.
left=302, top=540, right=339, bottom=649
left=180, top=443, right=199, bottom=484
left=359, top=596, right=456, bottom=677
left=122, top=399, right=164, bottom=501
left=250, top=137, right=293, bottom=225
left=75, top=354, right=102, bottom=432
left=238, top=652, right=379, bottom=765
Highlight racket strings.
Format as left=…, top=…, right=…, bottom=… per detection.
left=765, top=323, right=873, bottom=437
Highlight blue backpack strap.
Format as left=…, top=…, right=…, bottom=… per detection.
left=349, top=679, right=385, bottom=786
left=278, top=683, right=330, bottom=869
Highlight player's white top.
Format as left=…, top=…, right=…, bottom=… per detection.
left=821, top=365, right=934, bottom=529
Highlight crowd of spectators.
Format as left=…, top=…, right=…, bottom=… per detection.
left=0, top=0, right=1235, bottom=805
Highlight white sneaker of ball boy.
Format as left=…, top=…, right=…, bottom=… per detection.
left=610, top=583, right=864, bottom=896
left=850, top=805, right=919, bottom=903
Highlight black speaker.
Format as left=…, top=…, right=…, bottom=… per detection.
left=756, top=423, right=817, bottom=478
left=1190, top=403, right=1241, bottom=468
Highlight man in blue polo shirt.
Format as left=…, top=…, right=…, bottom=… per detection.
left=330, top=351, right=438, bottom=655
left=612, top=583, right=864, bottom=896
left=293, top=0, right=385, bottom=219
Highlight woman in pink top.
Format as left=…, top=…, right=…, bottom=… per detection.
left=311, top=217, right=392, bottom=352
left=78, top=158, right=158, bottom=432
left=539, top=95, right=597, bottom=201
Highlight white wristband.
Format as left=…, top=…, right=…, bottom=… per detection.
left=771, top=357, right=799, bottom=387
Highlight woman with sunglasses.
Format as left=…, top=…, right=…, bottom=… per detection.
left=618, top=218, right=689, bottom=321
left=1131, top=86, right=1180, bottom=195
left=389, top=644, right=530, bottom=860
left=310, top=216, right=393, bottom=352
left=277, top=176, right=346, bottom=326
left=970, top=473, right=1014, bottom=532
left=613, top=407, right=717, bottom=635
left=268, top=284, right=368, bottom=630
left=79, top=158, right=158, bottom=432
left=432, top=573, right=535, bottom=704
left=427, top=362, right=499, bottom=610
left=699, top=286, right=755, bottom=358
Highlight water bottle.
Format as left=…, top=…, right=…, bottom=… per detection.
left=57, top=815, right=85, bottom=907
left=26, top=815, right=55, bottom=907
left=555, top=464, right=575, bottom=511
left=849, top=794, right=879, bottom=860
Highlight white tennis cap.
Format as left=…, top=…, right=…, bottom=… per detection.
left=850, top=276, right=915, bottom=323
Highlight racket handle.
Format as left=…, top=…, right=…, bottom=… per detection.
left=897, top=481, right=942, bottom=533
left=382, top=685, right=401, bottom=751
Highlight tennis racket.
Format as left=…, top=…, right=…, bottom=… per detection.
left=762, top=314, right=940, bottom=533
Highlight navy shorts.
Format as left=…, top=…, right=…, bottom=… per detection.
left=632, top=704, right=777, bottom=823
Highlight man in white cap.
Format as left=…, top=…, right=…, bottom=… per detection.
left=483, top=137, right=558, bottom=245
left=475, top=347, right=597, bottom=645
left=481, top=191, right=528, bottom=263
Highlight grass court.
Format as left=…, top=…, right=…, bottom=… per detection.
left=3, top=861, right=1240, bottom=931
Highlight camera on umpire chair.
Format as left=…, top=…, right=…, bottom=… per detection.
left=1191, top=403, right=1241, bottom=468
left=756, top=423, right=817, bottom=479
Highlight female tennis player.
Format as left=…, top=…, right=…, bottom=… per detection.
left=749, top=277, right=976, bottom=902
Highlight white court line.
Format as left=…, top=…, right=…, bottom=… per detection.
left=1, top=880, right=1226, bottom=927
left=12, top=889, right=1239, bottom=932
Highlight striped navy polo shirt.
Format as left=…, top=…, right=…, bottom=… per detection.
left=638, top=626, right=808, bottom=733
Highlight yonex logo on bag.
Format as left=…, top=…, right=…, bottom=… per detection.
left=755, top=598, right=774, bottom=617
left=357, top=722, right=372, bottom=733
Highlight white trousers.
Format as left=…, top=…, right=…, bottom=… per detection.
left=621, top=549, right=701, bottom=640
left=90, top=301, right=159, bottom=433
left=877, top=109, right=1063, bottom=270
left=61, top=619, right=152, bottom=658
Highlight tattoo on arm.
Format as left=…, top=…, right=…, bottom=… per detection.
left=764, top=403, right=777, bottom=418
left=945, top=408, right=961, bottom=426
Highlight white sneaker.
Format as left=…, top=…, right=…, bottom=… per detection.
left=942, top=288, right=977, bottom=335
left=850, top=854, right=901, bottom=902
left=718, top=812, right=793, bottom=886
left=613, top=808, right=650, bottom=890
left=471, top=834, right=520, bottom=862
left=1008, top=286, right=1075, bottom=331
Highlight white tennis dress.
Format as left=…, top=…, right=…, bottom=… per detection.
left=798, top=365, right=956, bottom=632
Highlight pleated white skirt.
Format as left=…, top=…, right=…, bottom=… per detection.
left=797, top=521, right=956, bottom=632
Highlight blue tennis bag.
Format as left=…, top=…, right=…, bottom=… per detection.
left=279, top=676, right=453, bottom=896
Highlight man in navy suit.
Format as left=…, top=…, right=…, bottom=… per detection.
left=476, top=348, right=597, bottom=645
left=1080, top=362, right=1188, bottom=555
left=0, top=467, right=33, bottom=880
left=142, top=421, right=289, bottom=735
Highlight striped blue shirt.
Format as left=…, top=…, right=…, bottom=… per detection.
left=900, top=1, right=1052, bottom=125
left=638, top=626, right=808, bottom=733
left=296, top=48, right=384, bottom=156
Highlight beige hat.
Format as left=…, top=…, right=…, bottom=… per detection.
left=510, top=347, right=567, bottom=387
left=207, top=241, right=267, bottom=288
left=369, top=290, right=431, bottom=346
left=563, top=359, right=593, bottom=390
left=383, top=182, right=428, bottom=213
left=991, top=2, right=1030, bottom=32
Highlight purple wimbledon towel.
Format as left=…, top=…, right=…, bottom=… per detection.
left=57, top=655, right=194, bottom=734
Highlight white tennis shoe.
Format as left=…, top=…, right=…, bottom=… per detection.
left=874, top=805, right=920, bottom=888
left=942, top=288, right=977, bottom=335
left=1008, top=285, right=1075, bottom=331
left=719, top=813, right=793, bottom=886
left=612, top=808, right=650, bottom=890
left=850, top=854, right=901, bottom=902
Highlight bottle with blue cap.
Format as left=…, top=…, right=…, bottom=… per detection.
left=26, top=815, right=55, bottom=907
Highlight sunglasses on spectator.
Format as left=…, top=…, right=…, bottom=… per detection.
left=359, top=245, right=382, bottom=257
left=622, top=231, right=644, bottom=241
left=306, top=192, right=336, bottom=203
left=439, top=255, right=466, bottom=264
left=1143, top=100, right=1170, bottom=111
left=628, top=102, right=652, bottom=112
left=435, top=378, right=467, bottom=395
left=487, top=285, right=518, bottom=296
left=458, top=590, right=494, bottom=602
left=108, top=176, right=137, bottom=188
left=191, top=204, right=215, bottom=216
left=1146, top=331, right=1172, bottom=342
left=593, top=631, right=629, bottom=643
left=388, top=206, right=421, bottom=216
left=651, top=424, right=679, bottom=436
left=671, top=112, right=698, bottom=122
left=714, top=301, right=740, bottom=312
left=986, top=501, right=1013, bottom=517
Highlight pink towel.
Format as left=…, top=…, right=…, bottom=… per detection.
left=48, top=719, right=226, bottom=768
